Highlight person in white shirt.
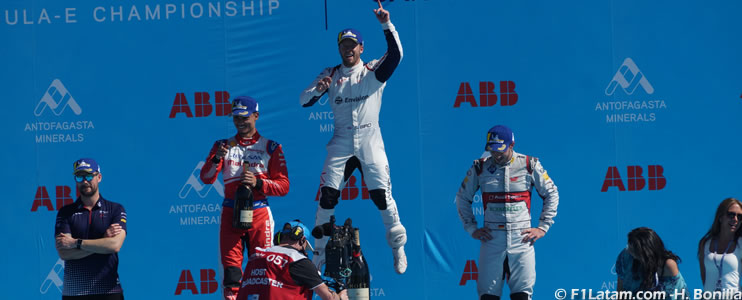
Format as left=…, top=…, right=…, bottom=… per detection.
left=698, top=198, right=742, bottom=295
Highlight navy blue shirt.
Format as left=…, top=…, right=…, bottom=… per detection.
left=55, top=196, right=127, bottom=296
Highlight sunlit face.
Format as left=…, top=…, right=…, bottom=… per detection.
left=74, top=172, right=101, bottom=197
left=489, top=144, right=514, bottom=165
left=338, top=39, right=363, bottom=67
left=722, top=203, right=742, bottom=233
left=233, top=113, right=258, bottom=136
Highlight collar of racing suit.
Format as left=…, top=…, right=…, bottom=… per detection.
left=340, top=59, right=364, bottom=74
left=488, top=151, right=517, bottom=167
left=235, top=131, right=261, bottom=147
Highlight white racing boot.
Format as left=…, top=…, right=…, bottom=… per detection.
left=392, top=245, right=407, bottom=274
left=386, top=223, right=408, bottom=274
left=311, top=236, right=328, bottom=270
left=313, top=206, right=334, bottom=271
left=381, top=199, right=407, bottom=274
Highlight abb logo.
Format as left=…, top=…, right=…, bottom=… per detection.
left=601, top=165, right=666, bottom=192
left=169, top=92, right=232, bottom=118
left=175, top=269, right=218, bottom=295
left=454, top=81, right=518, bottom=108
left=32, top=186, right=77, bottom=211
left=459, top=260, right=478, bottom=285
left=314, top=175, right=370, bottom=201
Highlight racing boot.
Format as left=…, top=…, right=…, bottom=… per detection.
left=392, top=245, right=407, bottom=274
left=311, top=236, right=328, bottom=270
left=380, top=200, right=407, bottom=274
left=313, top=205, right=334, bottom=270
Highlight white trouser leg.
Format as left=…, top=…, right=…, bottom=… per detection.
left=506, top=230, right=535, bottom=296
left=478, top=230, right=507, bottom=297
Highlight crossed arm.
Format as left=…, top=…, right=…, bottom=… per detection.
left=56, top=223, right=126, bottom=261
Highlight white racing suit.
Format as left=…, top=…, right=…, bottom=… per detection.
left=299, top=21, right=406, bottom=270
left=455, top=152, right=559, bottom=299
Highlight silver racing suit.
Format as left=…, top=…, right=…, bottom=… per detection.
left=455, top=152, right=559, bottom=298
left=299, top=21, right=407, bottom=272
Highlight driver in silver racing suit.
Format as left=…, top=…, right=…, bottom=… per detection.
left=299, top=3, right=407, bottom=274
left=455, top=125, right=559, bottom=300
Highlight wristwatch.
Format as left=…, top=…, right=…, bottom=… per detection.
left=76, top=239, right=83, bottom=250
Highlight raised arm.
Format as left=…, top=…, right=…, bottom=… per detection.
left=371, top=2, right=402, bottom=83
left=200, top=140, right=227, bottom=184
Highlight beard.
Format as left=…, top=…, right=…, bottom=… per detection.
left=79, top=185, right=97, bottom=197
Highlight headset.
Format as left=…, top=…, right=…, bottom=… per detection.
left=273, top=220, right=312, bottom=247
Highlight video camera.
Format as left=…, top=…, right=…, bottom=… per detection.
left=313, top=216, right=370, bottom=298
left=313, top=216, right=355, bottom=280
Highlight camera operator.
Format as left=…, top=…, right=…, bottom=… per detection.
left=238, top=221, right=348, bottom=300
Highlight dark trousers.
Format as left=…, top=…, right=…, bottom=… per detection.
left=63, top=293, right=123, bottom=300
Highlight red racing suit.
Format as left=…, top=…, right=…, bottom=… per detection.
left=200, top=132, right=290, bottom=296
left=455, top=152, right=558, bottom=298
left=237, top=246, right=315, bottom=300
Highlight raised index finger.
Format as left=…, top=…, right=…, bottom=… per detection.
left=376, top=0, right=383, bottom=10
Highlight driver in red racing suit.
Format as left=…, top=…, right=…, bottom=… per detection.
left=200, top=96, right=290, bottom=300
left=455, top=125, right=559, bottom=300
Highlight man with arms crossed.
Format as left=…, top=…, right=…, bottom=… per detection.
left=55, top=158, right=127, bottom=300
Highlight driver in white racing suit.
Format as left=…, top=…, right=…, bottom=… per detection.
left=299, top=2, right=407, bottom=274
left=455, top=125, right=559, bottom=300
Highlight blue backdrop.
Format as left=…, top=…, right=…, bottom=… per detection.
left=3, top=0, right=742, bottom=299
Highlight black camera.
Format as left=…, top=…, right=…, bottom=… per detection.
left=314, top=216, right=354, bottom=280
left=314, top=216, right=371, bottom=297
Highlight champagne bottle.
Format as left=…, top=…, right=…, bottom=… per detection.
left=347, top=228, right=370, bottom=300
left=232, top=162, right=253, bottom=229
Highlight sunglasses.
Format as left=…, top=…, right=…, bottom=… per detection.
left=74, top=174, right=97, bottom=183
left=727, top=212, right=742, bottom=220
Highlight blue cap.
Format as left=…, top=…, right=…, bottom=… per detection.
left=277, top=220, right=314, bottom=251
left=231, top=96, right=259, bottom=117
left=280, top=220, right=311, bottom=241
left=337, top=28, right=363, bottom=45
left=72, top=158, right=101, bottom=174
left=484, top=125, right=514, bottom=152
